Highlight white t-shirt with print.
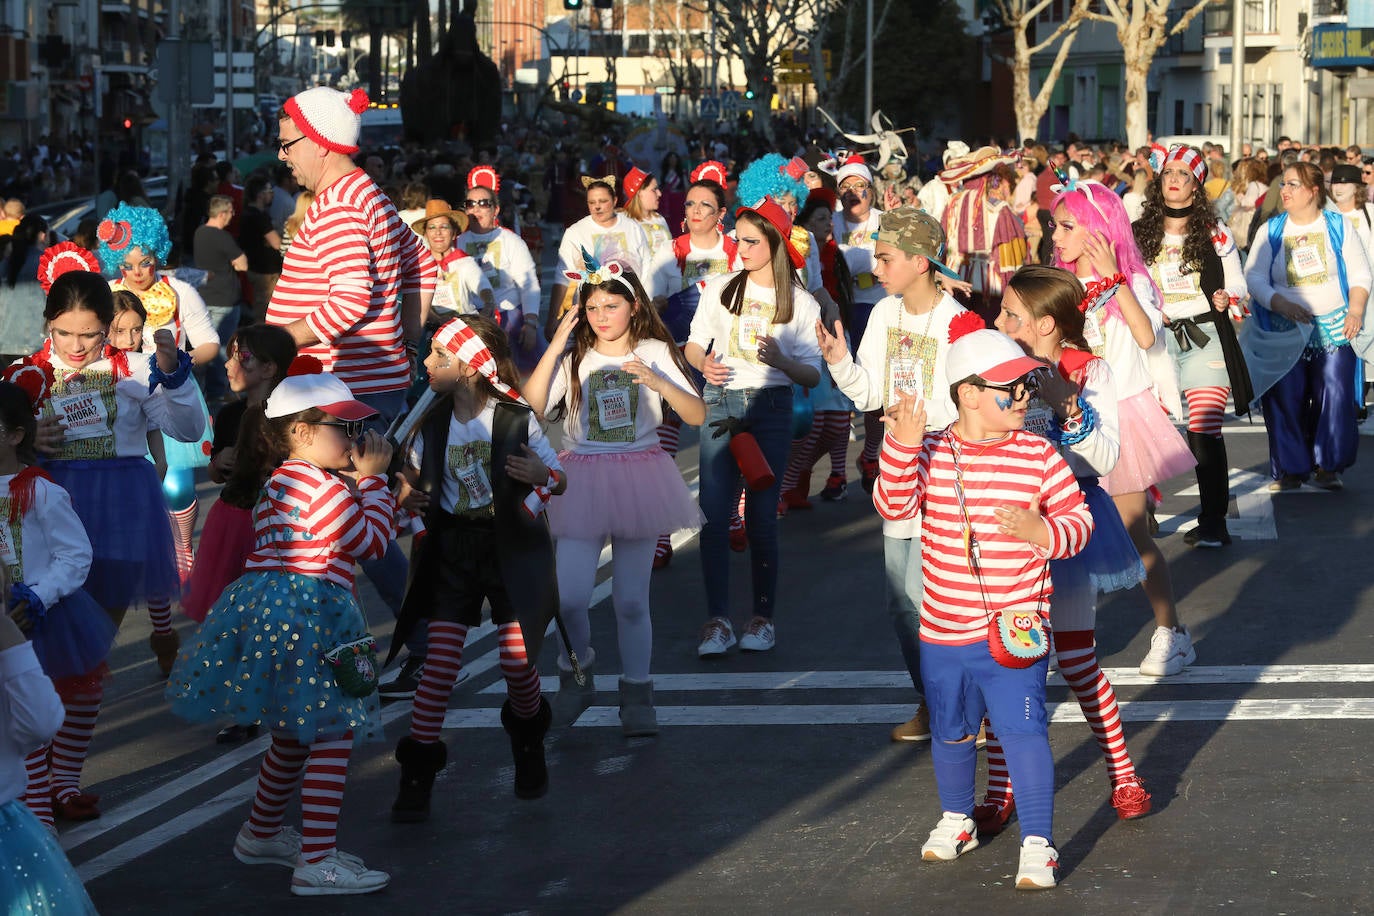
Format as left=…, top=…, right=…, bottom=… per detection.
left=687, top=272, right=823, bottom=391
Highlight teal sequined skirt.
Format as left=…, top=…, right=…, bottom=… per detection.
left=165, top=571, right=381, bottom=744
left=0, top=799, right=97, bottom=915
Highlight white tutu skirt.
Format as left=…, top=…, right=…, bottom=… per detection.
left=1100, top=390, right=1197, bottom=495
left=548, top=447, right=703, bottom=541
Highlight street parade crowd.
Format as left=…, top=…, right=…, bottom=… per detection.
left=2, top=85, right=1373, bottom=907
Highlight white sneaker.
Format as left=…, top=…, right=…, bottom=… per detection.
left=290, top=852, right=390, bottom=896
left=738, top=616, right=775, bottom=652
left=1138, top=625, right=1195, bottom=677
left=234, top=823, right=303, bottom=867
left=697, top=617, right=736, bottom=658
left=1015, top=836, right=1059, bottom=890
left=920, top=812, right=980, bottom=862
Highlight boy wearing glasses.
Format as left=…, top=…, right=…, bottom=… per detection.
left=874, top=324, right=1093, bottom=891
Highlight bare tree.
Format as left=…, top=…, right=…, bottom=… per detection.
left=1086, top=0, right=1218, bottom=148
left=988, top=0, right=1092, bottom=143
left=808, top=0, right=898, bottom=127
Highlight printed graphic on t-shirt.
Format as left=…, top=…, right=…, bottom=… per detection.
left=883, top=327, right=937, bottom=407
left=587, top=369, right=639, bottom=443
left=684, top=258, right=729, bottom=288
left=1082, top=310, right=1107, bottom=359
left=46, top=371, right=118, bottom=460
left=0, top=496, right=21, bottom=583
left=447, top=441, right=493, bottom=512
left=846, top=225, right=870, bottom=247
left=1285, top=233, right=1330, bottom=287
left=643, top=222, right=670, bottom=254
left=589, top=233, right=631, bottom=269
left=1022, top=398, right=1058, bottom=443
left=727, top=297, right=777, bottom=364
left=465, top=238, right=503, bottom=286
left=1154, top=244, right=1201, bottom=303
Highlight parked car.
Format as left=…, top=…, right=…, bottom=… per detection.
left=30, top=177, right=169, bottom=243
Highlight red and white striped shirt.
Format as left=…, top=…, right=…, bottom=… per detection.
left=244, top=460, right=395, bottom=588
left=874, top=429, right=1093, bottom=646
left=267, top=169, right=437, bottom=395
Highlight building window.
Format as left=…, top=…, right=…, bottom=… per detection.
left=1217, top=84, right=1230, bottom=135
left=627, top=32, right=649, bottom=55
left=1270, top=83, right=1282, bottom=144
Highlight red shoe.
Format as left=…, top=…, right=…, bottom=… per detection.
left=857, top=456, right=879, bottom=494
left=1111, top=777, right=1152, bottom=820
left=729, top=522, right=748, bottom=552
left=780, top=488, right=812, bottom=511
left=973, top=797, right=1015, bottom=836
left=653, top=543, right=673, bottom=570
left=53, top=794, right=101, bottom=821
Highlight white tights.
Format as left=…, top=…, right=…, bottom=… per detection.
left=555, top=535, right=657, bottom=682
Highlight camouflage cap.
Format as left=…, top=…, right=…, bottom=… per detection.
left=871, top=207, right=960, bottom=279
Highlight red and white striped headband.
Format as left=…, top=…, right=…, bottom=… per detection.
left=1163, top=145, right=1206, bottom=185
left=432, top=319, right=525, bottom=404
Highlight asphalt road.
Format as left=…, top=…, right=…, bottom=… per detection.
left=58, top=414, right=1374, bottom=915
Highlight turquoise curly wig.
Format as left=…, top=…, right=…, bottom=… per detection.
left=95, top=203, right=173, bottom=278
left=736, top=154, right=807, bottom=210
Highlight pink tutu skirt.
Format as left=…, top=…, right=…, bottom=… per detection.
left=182, top=499, right=255, bottom=622
left=1101, top=390, right=1197, bottom=496
left=548, top=447, right=703, bottom=541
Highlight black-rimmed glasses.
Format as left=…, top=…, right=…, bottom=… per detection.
left=313, top=419, right=365, bottom=439
left=976, top=376, right=1040, bottom=403
left=279, top=135, right=307, bottom=155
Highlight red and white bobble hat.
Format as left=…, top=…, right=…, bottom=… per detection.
left=468, top=165, right=500, bottom=193
left=1163, top=145, right=1206, bottom=185
left=284, top=87, right=370, bottom=155
left=835, top=154, right=873, bottom=187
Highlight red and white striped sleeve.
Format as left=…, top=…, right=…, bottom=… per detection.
left=873, top=431, right=936, bottom=521
left=1037, top=446, right=1094, bottom=559
left=307, top=473, right=396, bottom=563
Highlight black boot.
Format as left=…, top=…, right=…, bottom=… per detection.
left=391, top=736, right=448, bottom=823
left=1184, top=431, right=1232, bottom=547
left=501, top=697, right=552, bottom=800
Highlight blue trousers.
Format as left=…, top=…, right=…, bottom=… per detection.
left=1262, top=345, right=1358, bottom=478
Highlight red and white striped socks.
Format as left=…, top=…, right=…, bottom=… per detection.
left=409, top=621, right=470, bottom=744
left=1185, top=386, right=1229, bottom=436
left=498, top=622, right=542, bottom=719
left=781, top=410, right=851, bottom=493
left=50, top=686, right=103, bottom=803
left=247, top=734, right=310, bottom=838
left=299, top=736, right=353, bottom=864
left=23, top=747, right=53, bottom=827
left=169, top=501, right=198, bottom=581
left=1055, top=629, right=1135, bottom=784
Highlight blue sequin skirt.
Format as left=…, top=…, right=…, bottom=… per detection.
left=0, top=799, right=97, bottom=915
left=164, top=571, right=381, bottom=744
left=1051, top=478, right=1145, bottom=596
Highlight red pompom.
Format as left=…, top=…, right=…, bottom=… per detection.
left=348, top=88, right=370, bottom=114
left=1, top=361, right=56, bottom=412
left=288, top=355, right=325, bottom=376
left=947, top=311, right=986, bottom=344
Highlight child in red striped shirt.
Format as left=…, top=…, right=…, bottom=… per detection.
left=166, top=367, right=395, bottom=897
left=875, top=323, right=1093, bottom=892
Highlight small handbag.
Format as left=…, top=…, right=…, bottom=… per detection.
left=986, top=606, right=1050, bottom=669
left=325, top=635, right=381, bottom=698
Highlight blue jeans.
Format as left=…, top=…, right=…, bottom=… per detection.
left=355, top=388, right=423, bottom=658
left=698, top=384, right=793, bottom=620
left=883, top=534, right=924, bottom=700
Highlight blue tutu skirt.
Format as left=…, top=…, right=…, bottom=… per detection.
left=1051, top=478, right=1145, bottom=596
left=160, top=381, right=213, bottom=471
left=46, top=456, right=180, bottom=610
left=28, top=588, right=116, bottom=680
left=0, top=799, right=98, bottom=915
left=165, top=571, right=381, bottom=745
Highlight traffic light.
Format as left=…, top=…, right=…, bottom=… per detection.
left=761, top=74, right=774, bottom=98
left=315, top=30, right=325, bottom=46
left=586, top=82, right=603, bottom=106
left=325, top=29, right=336, bottom=47
left=341, top=31, right=352, bottom=49
left=563, top=0, right=583, bottom=8
left=122, top=118, right=133, bottom=130
left=593, top=0, right=614, bottom=7
left=559, top=80, right=570, bottom=101
left=744, top=87, right=756, bottom=100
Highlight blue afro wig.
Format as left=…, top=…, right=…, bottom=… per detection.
left=736, top=154, right=808, bottom=211
left=96, top=203, right=172, bottom=278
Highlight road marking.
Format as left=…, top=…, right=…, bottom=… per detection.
left=1158, top=468, right=1279, bottom=540
left=443, top=697, right=1374, bottom=728
left=486, top=664, right=1374, bottom=695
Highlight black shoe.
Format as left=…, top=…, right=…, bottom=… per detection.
left=1183, top=518, right=1231, bottom=548
left=501, top=697, right=552, bottom=800
left=215, top=722, right=261, bottom=744
left=391, top=736, right=448, bottom=823
left=378, top=656, right=425, bottom=701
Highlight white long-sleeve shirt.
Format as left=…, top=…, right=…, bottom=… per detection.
left=1245, top=213, right=1373, bottom=318
left=457, top=225, right=541, bottom=315
left=0, top=642, right=64, bottom=804
left=0, top=472, right=93, bottom=611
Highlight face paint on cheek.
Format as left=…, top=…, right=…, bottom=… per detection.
left=995, top=394, right=1014, bottom=410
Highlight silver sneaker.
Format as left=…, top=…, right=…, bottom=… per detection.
left=290, top=852, right=390, bottom=896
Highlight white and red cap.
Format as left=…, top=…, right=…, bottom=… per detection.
left=264, top=369, right=377, bottom=420
left=284, top=87, right=370, bottom=155
left=735, top=196, right=805, bottom=269
left=835, top=154, right=873, bottom=187
left=1163, top=145, right=1206, bottom=185
left=468, top=165, right=500, bottom=193
left=945, top=326, right=1047, bottom=386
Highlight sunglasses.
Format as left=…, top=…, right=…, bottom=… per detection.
left=463, top=198, right=496, bottom=208
left=120, top=257, right=156, bottom=273
left=279, top=135, right=308, bottom=155
left=977, top=376, right=1039, bottom=403
left=313, top=419, right=365, bottom=439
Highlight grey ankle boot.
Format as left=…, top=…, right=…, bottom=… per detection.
left=618, top=677, right=659, bottom=737
left=550, top=659, right=596, bottom=728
